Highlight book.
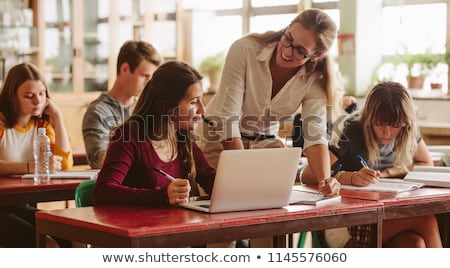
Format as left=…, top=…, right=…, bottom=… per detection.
left=340, top=178, right=424, bottom=193
left=404, top=166, right=450, bottom=188
left=21, top=170, right=99, bottom=180
left=290, top=185, right=341, bottom=206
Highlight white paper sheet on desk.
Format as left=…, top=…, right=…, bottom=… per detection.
left=21, top=170, right=99, bottom=180
left=340, top=178, right=424, bottom=193
left=290, top=185, right=341, bottom=206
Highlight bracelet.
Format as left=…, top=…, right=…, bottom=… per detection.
left=27, top=161, right=30, bottom=174
left=335, top=171, right=345, bottom=182
left=350, top=171, right=356, bottom=185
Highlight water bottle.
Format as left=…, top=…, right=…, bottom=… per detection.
left=33, top=127, right=52, bottom=183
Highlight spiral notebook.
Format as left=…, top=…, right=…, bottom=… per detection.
left=180, top=148, right=302, bottom=213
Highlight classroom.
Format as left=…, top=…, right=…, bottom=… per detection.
left=1, top=0, right=450, bottom=250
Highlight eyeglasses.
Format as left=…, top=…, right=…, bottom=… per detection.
left=280, top=33, right=316, bottom=60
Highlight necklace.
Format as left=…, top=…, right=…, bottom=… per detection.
left=151, top=139, right=176, bottom=162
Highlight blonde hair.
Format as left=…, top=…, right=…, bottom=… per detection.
left=359, top=81, right=418, bottom=166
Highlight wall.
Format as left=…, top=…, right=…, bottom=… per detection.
left=338, top=0, right=383, bottom=96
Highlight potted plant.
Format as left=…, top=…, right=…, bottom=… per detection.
left=401, top=51, right=442, bottom=89
left=199, top=52, right=225, bottom=93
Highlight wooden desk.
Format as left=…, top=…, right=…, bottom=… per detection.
left=72, top=146, right=88, bottom=166
left=341, top=187, right=450, bottom=214
left=342, top=187, right=450, bottom=247
left=36, top=198, right=382, bottom=248
left=0, top=177, right=85, bottom=207
left=380, top=188, right=450, bottom=247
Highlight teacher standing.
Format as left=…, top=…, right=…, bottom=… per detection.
left=199, top=8, right=340, bottom=196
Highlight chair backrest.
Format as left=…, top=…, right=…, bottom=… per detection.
left=74, top=180, right=96, bottom=207
left=292, top=113, right=304, bottom=148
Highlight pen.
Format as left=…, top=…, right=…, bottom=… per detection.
left=331, top=163, right=343, bottom=177
left=325, top=163, right=343, bottom=185
left=153, top=167, right=176, bottom=182
left=357, top=154, right=369, bottom=168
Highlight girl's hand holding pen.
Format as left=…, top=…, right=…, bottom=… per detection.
left=167, top=179, right=191, bottom=205
left=351, top=154, right=381, bottom=186
left=350, top=168, right=381, bottom=187
left=154, top=167, right=192, bottom=205
left=319, top=178, right=340, bottom=197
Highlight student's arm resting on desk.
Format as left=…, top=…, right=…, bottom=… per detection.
left=302, top=117, right=378, bottom=187
left=0, top=160, right=30, bottom=176
left=380, top=139, right=433, bottom=178
left=93, top=127, right=174, bottom=206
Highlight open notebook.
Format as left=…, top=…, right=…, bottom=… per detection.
left=340, top=178, right=424, bottom=193
left=404, top=166, right=450, bottom=188
left=291, top=185, right=341, bottom=206
left=21, top=170, right=99, bottom=180
left=180, top=147, right=302, bottom=213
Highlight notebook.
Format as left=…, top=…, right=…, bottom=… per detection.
left=290, top=185, right=341, bottom=206
left=404, top=166, right=450, bottom=188
left=180, top=147, right=302, bottom=213
left=340, top=178, right=424, bottom=193
left=21, top=170, right=99, bottom=180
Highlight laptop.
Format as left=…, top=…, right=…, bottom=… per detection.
left=180, top=147, right=302, bottom=213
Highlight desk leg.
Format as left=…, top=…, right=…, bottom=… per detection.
left=374, top=208, right=383, bottom=248
left=273, top=235, right=287, bottom=248
left=36, top=231, right=46, bottom=248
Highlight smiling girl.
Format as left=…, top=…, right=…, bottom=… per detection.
left=93, top=61, right=215, bottom=207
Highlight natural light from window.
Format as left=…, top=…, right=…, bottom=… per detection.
left=382, top=3, right=447, bottom=55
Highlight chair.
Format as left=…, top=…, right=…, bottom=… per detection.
left=297, top=232, right=322, bottom=248
left=74, top=179, right=96, bottom=207
left=74, top=180, right=96, bottom=247
left=291, top=113, right=304, bottom=149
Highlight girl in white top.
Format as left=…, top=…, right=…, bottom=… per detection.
left=0, top=63, right=73, bottom=247
left=0, top=63, right=73, bottom=176
left=199, top=8, right=340, bottom=196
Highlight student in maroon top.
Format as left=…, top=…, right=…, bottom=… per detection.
left=93, top=61, right=215, bottom=206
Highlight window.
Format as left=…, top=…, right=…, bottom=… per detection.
left=378, top=1, right=448, bottom=91
left=382, top=3, right=446, bottom=55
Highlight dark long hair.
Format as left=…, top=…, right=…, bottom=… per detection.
left=0, top=63, right=50, bottom=128
left=129, top=61, right=203, bottom=180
